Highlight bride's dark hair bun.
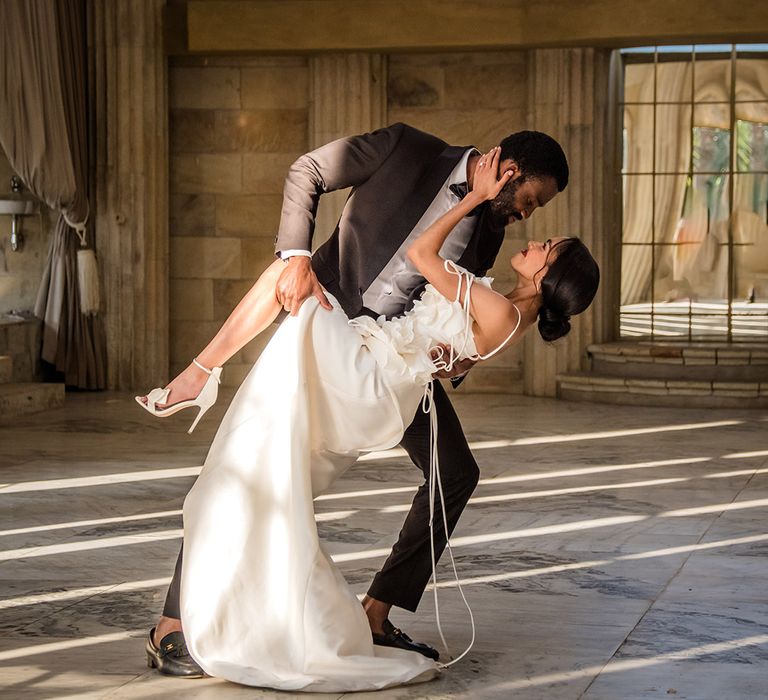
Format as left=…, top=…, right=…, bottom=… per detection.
left=538, top=305, right=571, bottom=342
left=537, top=237, right=599, bottom=342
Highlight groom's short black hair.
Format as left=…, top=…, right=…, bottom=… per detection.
left=499, top=131, right=569, bottom=192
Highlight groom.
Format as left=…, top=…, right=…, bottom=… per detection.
left=148, top=122, right=568, bottom=676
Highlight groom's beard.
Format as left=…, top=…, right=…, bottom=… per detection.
left=489, top=177, right=523, bottom=221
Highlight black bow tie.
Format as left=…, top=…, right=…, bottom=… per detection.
left=449, top=182, right=482, bottom=217
left=449, top=182, right=469, bottom=200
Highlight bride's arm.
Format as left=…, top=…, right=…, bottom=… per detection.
left=407, top=148, right=521, bottom=351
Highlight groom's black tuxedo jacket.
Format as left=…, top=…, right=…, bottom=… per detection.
left=275, top=122, right=507, bottom=320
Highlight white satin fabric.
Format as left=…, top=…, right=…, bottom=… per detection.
left=180, top=270, right=488, bottom=692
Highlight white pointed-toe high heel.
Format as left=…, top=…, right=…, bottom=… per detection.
left=135, top=358, right=223, bottom=434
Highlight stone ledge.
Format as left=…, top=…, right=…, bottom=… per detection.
left=588, top=341, right=768, bottom=382
left=626, top=385, right=669, bottom=396
left=666, top=380, right=712, bottom=390
left=557, top=372, right=768, bottom=408
left=0, top=383, right=65, bottom=421
left=625, top=378, right=659, bottom=388
left=649, top=346, right=683, bottom=358
left=588, top=342, right=768, bottom=366
left=558, top=386, right=768, bottom=409
left=713, top=381, right=760, bottom=390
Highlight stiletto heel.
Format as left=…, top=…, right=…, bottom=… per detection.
left=187, top=403, right=211, bottom=434
left=135, top=358, right=223, bottom=433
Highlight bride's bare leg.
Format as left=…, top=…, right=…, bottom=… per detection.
left=140, top=259, right=286, bottom=406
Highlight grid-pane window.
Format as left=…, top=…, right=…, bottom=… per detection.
left=620, top=45, right=768, bottom=341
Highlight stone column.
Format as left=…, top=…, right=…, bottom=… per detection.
left=523, top=48, right=615, bottom=396
left=309, top=54, right=387, bottom=247
left=88, top=0, right=169, bottom=389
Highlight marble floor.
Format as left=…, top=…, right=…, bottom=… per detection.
left=1, top=391, right=767, bottom=699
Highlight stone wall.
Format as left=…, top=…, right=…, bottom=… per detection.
left=168, top=56, right=309, bottom=387
left=0, top=151, right=51, bottom=316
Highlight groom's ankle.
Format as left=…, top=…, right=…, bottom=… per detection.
left=361, top=595, right=391, bottom=634
left=154, top=615, right=182, bottom=646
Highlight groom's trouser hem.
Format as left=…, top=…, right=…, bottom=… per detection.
left=367, top=380, right=479, bottom=612
left=162, top=544, right=183, bottom=619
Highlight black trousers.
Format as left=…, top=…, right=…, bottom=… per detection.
left=163, top=380, right=478, bottom=618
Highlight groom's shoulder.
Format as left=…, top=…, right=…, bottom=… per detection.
left=356, top=122, right=457, bottom=155
left=387, top=122, right=449, bottom=150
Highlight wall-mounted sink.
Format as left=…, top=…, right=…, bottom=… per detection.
left=0, top=199, right=36, bottom=215
left=0, top=197, right=38, bottom=251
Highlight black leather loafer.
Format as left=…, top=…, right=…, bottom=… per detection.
left=145, top=627, right=205, bottom=677
left=372, top=619, right=439, bottom=661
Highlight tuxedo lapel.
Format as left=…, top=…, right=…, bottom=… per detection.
left=358, top=144, right=469, bottom=293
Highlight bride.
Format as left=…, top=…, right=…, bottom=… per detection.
left=137, top=147, right=599, bottom=691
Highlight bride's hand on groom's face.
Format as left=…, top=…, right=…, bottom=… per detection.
left=276, top=256, right=333, bottom=316
left=473, top=146, right=514, bottom=202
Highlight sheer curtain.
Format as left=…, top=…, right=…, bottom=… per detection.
left=622, top=61, right=692, bottom=305
left=0, top=0, right=106, bottom=389
left=622, top=56, right=768, bottom=307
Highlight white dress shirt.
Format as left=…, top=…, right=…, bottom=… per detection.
left=363, top=147, right=479, bottom=317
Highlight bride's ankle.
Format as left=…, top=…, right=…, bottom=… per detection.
left=184, top=361, right=211, bottom=384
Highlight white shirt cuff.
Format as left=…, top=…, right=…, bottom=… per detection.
left=279, top=249, right=312, bottom=260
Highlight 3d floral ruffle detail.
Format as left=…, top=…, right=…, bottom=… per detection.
left=350, top=270, right=493, bottom=386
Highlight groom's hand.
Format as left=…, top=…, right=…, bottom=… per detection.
left=276, top=256, right=333, bottom=316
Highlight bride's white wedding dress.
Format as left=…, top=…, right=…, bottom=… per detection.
left=180, top=265, right=499, bottom=692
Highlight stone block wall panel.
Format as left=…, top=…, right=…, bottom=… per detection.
left=168, top=56, right=310, bottom=371
left=170, top=320, right=222, bottom=365
left=170, top=194, right=216, bottom=237
left=241, top=237, right=280, bottom=279
left=215, top=195, right=283, bottom=237
left=170, top=67, right=241, bottom=109
left=170, top=279, right=214, bottom=321
left=242, top=153, right=303, bottom=194
left=214, top=109, right=308, bottom=153
left=241, top=66, right=308, bottom=109
left=169, top=237, right=242, bottom=279
left=171, top=154, right=243, bottom=195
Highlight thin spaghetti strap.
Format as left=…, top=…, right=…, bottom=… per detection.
left=443, top=259, right=466, bottom=303
left=431, top=260, right=521, bottom=369
left=436, top=260, right=475, bottom=368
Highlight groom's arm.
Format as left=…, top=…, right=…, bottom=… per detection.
left=275, top=123, right=406, bottom=253
left=273, top=124, right=405, bottom=315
